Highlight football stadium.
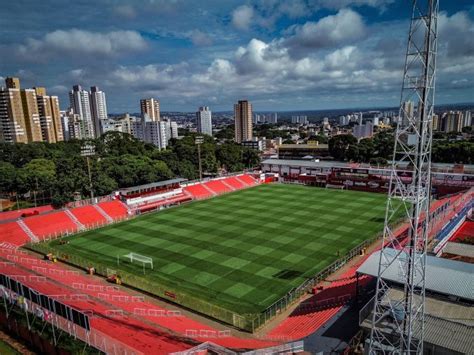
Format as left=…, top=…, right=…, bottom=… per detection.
left=33, top=183, right=396, bottom=330
left=1, top=170, right=473, bottom=353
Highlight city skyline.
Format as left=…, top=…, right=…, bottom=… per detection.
left=1, top=1, right=473, bottom=113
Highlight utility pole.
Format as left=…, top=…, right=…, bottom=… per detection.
left=81, top=144, right=96, bottom=200
left=195, top=135, right=204, bottom=181
left=369, top=1, right=438, bottom=354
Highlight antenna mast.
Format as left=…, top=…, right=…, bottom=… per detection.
left=369, top=0, right=438, bottom=353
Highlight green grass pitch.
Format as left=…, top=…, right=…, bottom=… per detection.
left=48, top=184, right=390, bottom=315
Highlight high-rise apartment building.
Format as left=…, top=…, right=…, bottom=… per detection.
left=443, top=111, right=463, bottom=133
left=196, top=106, right=212, bottom=136
left=1, top=78, right=66, bottom=144
left=69, top=85, right=94, bottom=138
left=5, top=77, right=20, bottom=89
left=20, top=89, right=42, bottom=142
left=140, top=98, right=160, bottom=121
left=432, top=114, right=439, bottom=131
left=464, top=111, right=472, bottom=128
left=90, top=86, right=108, bottom=137
left=401, top=101, right=414, bottom=126
left=234, top=100, right=253, bottom=143
left=35, top=87, right=64, bottom=143
left=353, top=122, right=374, bottom=139
left=291, top=115, right=308, bottom=125
left=0, top=82, right=28, bottom=143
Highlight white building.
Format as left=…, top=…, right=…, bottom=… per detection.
left=464, top=110, right=472, bottom=127
left=353, top=122, right=374, bottom=139
left=291, top=115, right=308, bottom=125
left=90, top=86, right=108, bottom=137
left=145, top=121, right=168, bottom=149
left=129, top=116, right=177, bottom=149
left=61, top=108, right=85, bottom=140
left=266, top=113, right=278, bottom=124
left=196, top=106, right=212, bottom=136
left=69, top=85, right=95, bottom=138
left=169, top=120, right=178, bottom=139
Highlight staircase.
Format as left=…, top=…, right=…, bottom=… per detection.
left=93, top=204, right=113, bottom=223
left=17, top=219, right=39, bottom=243
left=202, top=183, right=218, bottom=196
left=182, top=189, right=194, bottom=200
left=65, top=209, right=85, bottom=231
left=235, top=175, right=250, bottom=187
left=220, top=179, right=236, bottom=191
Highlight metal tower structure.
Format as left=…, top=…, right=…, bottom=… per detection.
left=369, top=0, right=438, bottom=354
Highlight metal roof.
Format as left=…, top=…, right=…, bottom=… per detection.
left=442, top=242, right=474, bottom=259
left=261, top=158, right=474, bottom=172
left=357, top=248, right=474, bottom=301
left=424, top=315, right=474, bottom=354
left=118, top=178, right=187, bottom=193
left=261, top=159, right=348, bottom=168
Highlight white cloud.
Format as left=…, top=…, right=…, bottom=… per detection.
left=187, top=30, right=213, bottom=46
left=316, top=0, right=395, bottom=10
left=232, top=5, right=255, bottom=31
left=17, top=29, right=147, bottom=59
left=114, top=5, right=137, bottom=19
left=284, top=9, right=366, bottom=50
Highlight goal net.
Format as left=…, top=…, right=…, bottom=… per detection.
left=122, top=253, right=153, bottom=270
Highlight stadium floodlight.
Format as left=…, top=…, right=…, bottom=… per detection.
left=122, top=253, right=153, bottom=274
left=80, top=143, right=96, bottom=200
left=369, top=1, right=438, bottom=354
left=195, top=135, right=204, bottom=181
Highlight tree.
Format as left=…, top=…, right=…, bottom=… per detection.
left=328, top=134, right=357, bottom=160
left=216, top=143, right=244, bottom=172
left=0, top=162, right=16, bottom=193
left=242, top=148, right=260, bottom=168
left=358, top=138, right=375, bottom=162
left=346, top=145, right=359, bottom=162
left=214, top=125, right=234, bottom=140
left=20, top=159, right=56, bottom=192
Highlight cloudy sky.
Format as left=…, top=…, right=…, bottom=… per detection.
left=1, top=0, right=473, bottom=112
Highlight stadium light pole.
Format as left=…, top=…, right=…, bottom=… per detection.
left=195, top=135, right=204, bottom=181
left=369, top=0, right=438, bottom=354
left=81, top=144, right=96, bottom=200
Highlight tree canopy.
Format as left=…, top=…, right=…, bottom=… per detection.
left=0, top=131, right=262, bottom=207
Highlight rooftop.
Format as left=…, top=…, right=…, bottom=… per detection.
left=442, top=242, right=474, bottom=259
left=118, top=178, right=187, bottom=193
left=357, top=248, right=474, bottom=301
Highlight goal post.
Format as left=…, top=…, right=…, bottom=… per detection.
left=122, top=252, right=153, bottom=270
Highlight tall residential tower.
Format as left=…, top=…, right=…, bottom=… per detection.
left=234, top=100, right=253, bottom=143
left=140, top=98, right=160, bottom=121
left=196, top=106, right=212, bottom=136
left=69, top=85, right=94, bottom=138
left=90, top=86, right=108, bottom=137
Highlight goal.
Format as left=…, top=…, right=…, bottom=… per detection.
left=122, top=253, right=154, bottom=270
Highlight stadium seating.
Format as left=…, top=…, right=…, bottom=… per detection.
left=23, top=211, right=78, bottom=239
left=451, top=221, right=474, bottom=242
left=204, top=180, right=232, bottom=195
left=0, top=247, right=276, bottom=351
left=183, top=184, right=214, bottom=199
left=96, top=200, right=128, bottom=220
left=238, top=174, right=258, bottom=186
left=0, top=222, right=31, bottom=246
left=0, top=205, right=53, bottom=222
left=223, top=177, right=246, bottom=190
left=70, top=205, right=107, bottom=228
left=0, top=257, right=188, bottom=354
left=267, top=306, right=340, bottom=340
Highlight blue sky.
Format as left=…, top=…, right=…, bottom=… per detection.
left=1, top=0, right=473, bottom=112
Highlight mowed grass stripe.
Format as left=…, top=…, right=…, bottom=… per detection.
left=49, top=184, right=393, bottom=314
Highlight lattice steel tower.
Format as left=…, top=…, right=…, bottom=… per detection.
left=369, top=0, right=438, bottom=354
